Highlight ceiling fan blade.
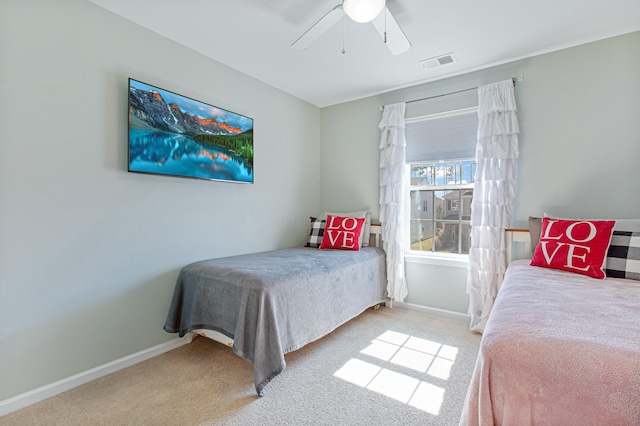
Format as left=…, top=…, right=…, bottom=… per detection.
left=371, top=7, right=411, bottom=55
left=291, top=5, right=344, bottom=50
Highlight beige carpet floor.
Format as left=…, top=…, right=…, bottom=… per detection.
left=0, top=307, right=480, bottom=425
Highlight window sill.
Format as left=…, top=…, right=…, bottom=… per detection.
left=404, top=252, right=469, bottom=269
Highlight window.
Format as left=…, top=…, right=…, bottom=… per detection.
left=405, top=108, right=477, bottom=256
left=408, top=162, right=475, bottom=254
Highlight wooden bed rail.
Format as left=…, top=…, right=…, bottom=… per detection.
left=370, top=223, right=382, bottom=248
left=371, top=225, right=529, bottom=258
left=372, top=224, right=525, bottom=264
left=505, top=228, right=531, bottom=265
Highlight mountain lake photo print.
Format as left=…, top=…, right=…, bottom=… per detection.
left=128, top=79, right=254, bottom=183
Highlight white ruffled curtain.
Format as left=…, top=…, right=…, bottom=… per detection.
left=467, top=80, right=519, bottom=333
left=379, top=102, right=408, bottom=302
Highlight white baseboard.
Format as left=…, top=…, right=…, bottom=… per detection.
left=0, top=335, right=194, bottom=417
left=393, top=301, right=470, bottom=322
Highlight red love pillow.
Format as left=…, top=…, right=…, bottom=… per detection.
left=530, top=218, right=615, bottom=279
left=319, top=215, right=366, bottom=251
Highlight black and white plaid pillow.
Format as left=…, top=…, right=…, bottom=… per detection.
left=305, top=217, right=326, bottom=248
left=605, top=231, right=640, bottom=281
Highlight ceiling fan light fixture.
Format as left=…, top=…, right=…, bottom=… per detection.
left=343, top=0, right=385, bottom=23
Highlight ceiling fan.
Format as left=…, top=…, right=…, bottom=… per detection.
left=291, top=0, right=411, bottom=55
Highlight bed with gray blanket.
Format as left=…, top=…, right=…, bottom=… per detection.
left=163, top=246, right=387, bottom=395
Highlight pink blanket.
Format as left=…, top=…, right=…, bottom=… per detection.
left=460, top=260, right=640, bottom=425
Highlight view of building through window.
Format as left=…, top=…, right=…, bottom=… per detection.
left=408, top=161, right=475, bottom=254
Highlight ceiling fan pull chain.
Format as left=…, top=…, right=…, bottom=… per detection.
left=342, top=14, right=347, bottom=54
left=384, top=2, right=387, bottom=44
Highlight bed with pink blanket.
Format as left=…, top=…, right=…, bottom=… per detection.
left=460, top=259, right=640, bottom=425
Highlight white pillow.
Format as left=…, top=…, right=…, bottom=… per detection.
left=320, top=211, right=372, bottom=247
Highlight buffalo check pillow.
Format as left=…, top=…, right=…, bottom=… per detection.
left=305, top=217, right=326, bottom=248
left=605, top=231, right=640, bottom=281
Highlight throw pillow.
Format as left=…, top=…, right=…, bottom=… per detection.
left=530, top=217, right=616, bottom=279
left=320, top=210, right=371, bottom=247
left=605, top=231, right=640, bottom=281
left=528, top=216, right=542, bottom=254
left=305, top=217, right=326, bottom=248
left=319, top=215, right=366, bottom=251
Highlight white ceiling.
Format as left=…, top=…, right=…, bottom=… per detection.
left=91, top=0, right=640, bottom=108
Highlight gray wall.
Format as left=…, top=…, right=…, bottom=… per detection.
left=320, top=97, right=382, bottom=214
left=0, top=0, right=321, bottom=400
left=320, top=31, right=640, bottom=313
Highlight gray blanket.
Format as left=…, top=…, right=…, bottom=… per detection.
left=163, top=246, right=387, bottom=395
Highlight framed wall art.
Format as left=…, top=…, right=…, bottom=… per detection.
left=128, top=78, right=254, bottom=183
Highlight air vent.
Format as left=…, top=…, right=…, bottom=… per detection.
left=419, top=53, right=457, bottom=70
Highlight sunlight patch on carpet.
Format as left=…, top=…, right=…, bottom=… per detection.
left=409, top=381, right=445, bottom=414
left=333, top=330, right=457, bottom=415
left=334, top=359, right=381, bottom=387
left=368, top=368, right=420, bottom=403
left=390, top=347, right=434, bottom=373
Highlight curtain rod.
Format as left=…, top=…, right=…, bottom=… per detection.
left=379, top=77, right=517, bottom=111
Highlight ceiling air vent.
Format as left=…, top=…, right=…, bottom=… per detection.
left=419, top=53, right=457, bottom=70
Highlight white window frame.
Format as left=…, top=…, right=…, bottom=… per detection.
left=404, top=107, right=477, bottom=266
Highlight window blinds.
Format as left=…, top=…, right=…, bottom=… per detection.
left=405, top=109, right=478, bottom=163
